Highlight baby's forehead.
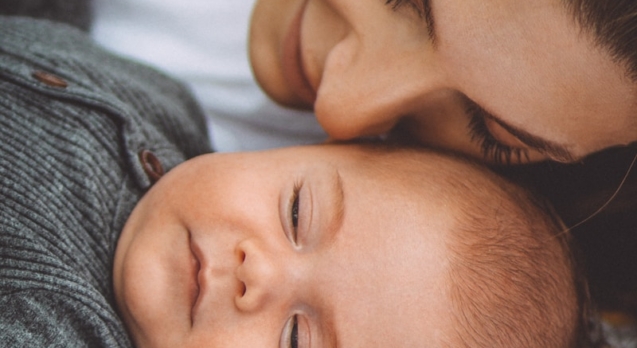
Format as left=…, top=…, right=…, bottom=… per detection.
left=355, top=145, right=505, bottom=192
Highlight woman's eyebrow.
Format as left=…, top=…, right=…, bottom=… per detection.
left=386, top=0, right=436, bottom=43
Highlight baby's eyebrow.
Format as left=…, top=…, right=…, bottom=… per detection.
left=329, top=170, right=345, bottom=234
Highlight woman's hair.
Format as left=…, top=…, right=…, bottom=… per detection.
left=564, top=0, right=637, bottom=82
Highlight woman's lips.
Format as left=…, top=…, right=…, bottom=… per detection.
left=282, top=0, right=316, bottom=107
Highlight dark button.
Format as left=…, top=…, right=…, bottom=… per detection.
left=138, top=149, right=165, bottom=184
left=32, top=70, right=68, bottom=88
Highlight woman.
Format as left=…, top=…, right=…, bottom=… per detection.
left=251, top=0, right=637, bottom=165
left=92, top=0, right=637, bottom=164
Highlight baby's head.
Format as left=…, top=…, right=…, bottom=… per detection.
left=113, top=143, right=584, bottom=347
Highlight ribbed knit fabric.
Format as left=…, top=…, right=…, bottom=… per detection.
left=0, top=0, right=92, bottom=31
left=0, top=17, right=211, bottom=347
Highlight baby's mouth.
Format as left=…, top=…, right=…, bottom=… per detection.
left=189, top=237, right=203, bottom=325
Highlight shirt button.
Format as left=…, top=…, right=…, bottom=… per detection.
left=138, top=149, right=165, bottom=184
left=32, top=70, right=68, bottom=88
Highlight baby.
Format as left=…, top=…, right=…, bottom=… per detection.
left=113, top=144, right=586, bottom=348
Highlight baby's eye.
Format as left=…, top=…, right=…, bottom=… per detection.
left=290, top=187, right=300, bottom=242
left=292, top=193, right=299, bottom=229
left=280, top=315, right=300, bottom=348
left=290, top=315, right=299, bottom=348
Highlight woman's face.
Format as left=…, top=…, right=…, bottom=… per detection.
left=249, top=0, right=637, bottom=164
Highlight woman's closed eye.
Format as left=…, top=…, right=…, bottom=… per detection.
left=465, top=99, right=533, bottom=164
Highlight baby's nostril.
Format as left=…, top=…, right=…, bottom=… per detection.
left=240, top=282, right=246, bottom=296
left=237, top=249, right=246, bottom=263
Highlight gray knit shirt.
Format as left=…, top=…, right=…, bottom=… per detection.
left=0, top=16, right=211, bottom=347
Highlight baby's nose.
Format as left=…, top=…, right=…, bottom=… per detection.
left=234, top=239, right=293, bottom=312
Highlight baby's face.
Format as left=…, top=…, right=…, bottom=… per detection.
left=113, top=144, right=459, bottom=347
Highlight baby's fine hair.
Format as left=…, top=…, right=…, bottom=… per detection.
left=345, top=142, right=595, bottom=347
left=440, top=157, right=592, bottom=347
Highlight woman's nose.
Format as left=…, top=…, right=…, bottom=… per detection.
left=314, top=80, right=434, bottom=141
left=309, top=0, right=445, bottom=141
left=233, top=238, right=294, bottom=312
left=313, top=44, right=444, bottom=142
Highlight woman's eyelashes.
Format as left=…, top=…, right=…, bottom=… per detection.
left=465, top=100, right=531, bottom=164
left=385, top=0, right=425, bottom=17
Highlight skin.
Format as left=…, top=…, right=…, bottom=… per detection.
left=249, top=0, right=637, bottom=164
left=113, top=145, right=460, bottom=347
